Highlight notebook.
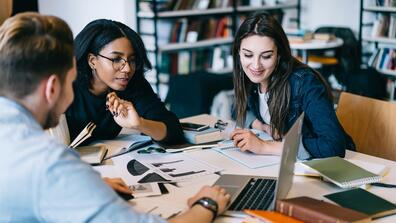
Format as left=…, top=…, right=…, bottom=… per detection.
left=295, top=159, right=389, bottom=178
left=302, top=156, right=381, bottom=188
left=76, top=145, right=108, bottom=165
left=325, top=188, right=396, bottom=219
left=183, top=127, right=222, bottom=144
left=276, top=196, right=371, bottom=223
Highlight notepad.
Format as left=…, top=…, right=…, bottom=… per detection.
left=76, top=145, right=108, bottom=165
left=183, top=127, right=222, bottom=144
left=295, top=159, right=389, bottom=178
left=325, top=188, right=396, bottom=219
left=302, top=157, right=381, bottom=188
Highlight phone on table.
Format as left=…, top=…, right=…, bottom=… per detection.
left=181, top=122, right=210, bottom=131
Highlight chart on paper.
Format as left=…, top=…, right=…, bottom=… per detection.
left=112, top=153, right=222, bottom=184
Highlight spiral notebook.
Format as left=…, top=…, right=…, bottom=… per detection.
left=302, top=156, right=381, bottom=188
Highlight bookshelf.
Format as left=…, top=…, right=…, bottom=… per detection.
left=136, top=0, right=301, bottom=99
left=359, top=0, right=396, bottom=100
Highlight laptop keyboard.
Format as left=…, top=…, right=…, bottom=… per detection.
left=228, top=178, right=276, bottom=211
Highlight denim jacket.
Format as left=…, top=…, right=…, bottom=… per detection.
left=247, top=67, right=355, bottom=158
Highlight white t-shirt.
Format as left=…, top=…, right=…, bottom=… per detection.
left=258, top=87, right=271, bottom=124
left=257, top=88, right=310, bottom=160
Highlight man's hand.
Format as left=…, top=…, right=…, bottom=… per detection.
left=103, top=177, right=132, bottom=195
left=187, top=185, right=230, bottom=215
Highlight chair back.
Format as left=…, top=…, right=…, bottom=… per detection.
left=336, top=92, right=396, bottom=161
left=315, top=26, right=360, bottom=74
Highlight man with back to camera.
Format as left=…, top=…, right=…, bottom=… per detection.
left=0, top=12, right=229, bottom=222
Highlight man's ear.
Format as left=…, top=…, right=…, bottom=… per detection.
left=44, top=74, right=61, bottom=107
left=88, top=53, right=97, bottom=70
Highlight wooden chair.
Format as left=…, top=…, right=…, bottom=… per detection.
left=336, top=92, right=396, bottom=161
left=0, top=0, right=12, bottom=25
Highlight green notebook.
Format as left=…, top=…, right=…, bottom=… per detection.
left=325, top=188, right=396, bottom=219
left=302, top=157, right=381, bottom=188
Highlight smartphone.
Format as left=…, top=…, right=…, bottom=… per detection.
left=181, top=122, right=210, bottom=131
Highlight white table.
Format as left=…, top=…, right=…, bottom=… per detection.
left=289, top=38, right=344, bottom=64
left=95, top=114, right=396, bottom=222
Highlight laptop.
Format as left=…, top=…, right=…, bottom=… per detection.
left=214, top=113, right=304, bottom=216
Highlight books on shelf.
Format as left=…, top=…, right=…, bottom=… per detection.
left=276, top=196, right=371, bottom=223
left=367, top=48, right=396, bottom=72
left=301, top=157, right=382, bottom=188
left=325, top=188, right=396, bottom=219
left=374, top=0, right=396, bottom=7
left=138, top=0, right=232, bottom=12
left=370, top=13, right=396, bottom=39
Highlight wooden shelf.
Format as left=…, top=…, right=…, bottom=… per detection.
left=237, top=2, right=299, bottom=12
left=158, top=37, right=233, bottom=52
left=138, top=8, right=234, bottom=19
left=363, top=6, right=396, bottom=13
left=362, top=36, right=396, bottom=45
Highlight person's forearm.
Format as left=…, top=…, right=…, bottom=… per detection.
left=259, top=140, right=283, bottom=155
left=251, top=119, right=263, bottom=130
left=168, top=205, right=213, bottom=223
left=137, top=118, right=167, bottom=141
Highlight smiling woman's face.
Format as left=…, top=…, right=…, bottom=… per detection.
left=239, top=35, right=278, bottom=92
left=88, top=37, right=135, bottom=94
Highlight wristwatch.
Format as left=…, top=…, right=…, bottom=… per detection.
left=193, top=197, right=218, bottom=222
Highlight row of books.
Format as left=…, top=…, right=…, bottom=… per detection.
left=139, top=0, right=232, bottom=12
left=140, top=17, right=232, bottom=46
left=368, top=47, right=396, bottom=71
left=375, top=0, right=396, bottom=6
left=158, top=46, right=233, bottom=75
left=371, top=14, right=396, bottom=39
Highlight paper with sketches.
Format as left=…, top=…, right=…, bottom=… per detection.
left=112, top=153, right=222, bottom=185
left=129, top=183, right=162, bottom=198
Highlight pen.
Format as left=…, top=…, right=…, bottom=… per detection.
left=168, top=144, right=217, bottom=153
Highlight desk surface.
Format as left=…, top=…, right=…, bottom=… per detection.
left=289, top=38, right=344, bottom=50
left=94, top=115, right=396, bottom=222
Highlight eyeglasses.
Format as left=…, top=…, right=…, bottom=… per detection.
left=214, top=119, right=228, bottom=130
left=97, top=54, right=137, bottom=71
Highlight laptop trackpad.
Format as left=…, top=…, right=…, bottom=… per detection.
left=221, top=186, right=240, bottom=198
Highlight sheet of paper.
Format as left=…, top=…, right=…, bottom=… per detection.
left=129, top=183, right=162, bottom=198
left=93, top=165, right=119, bottom=178
left=214, top=147, right=280, bottom=169
left=112, top=153, right=222, bottom=185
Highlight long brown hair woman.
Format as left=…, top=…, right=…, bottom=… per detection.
left=231, top=12, right=355, bottom=159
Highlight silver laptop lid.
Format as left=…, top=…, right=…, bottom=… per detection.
left=272, top=112, right=304, bottom=202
